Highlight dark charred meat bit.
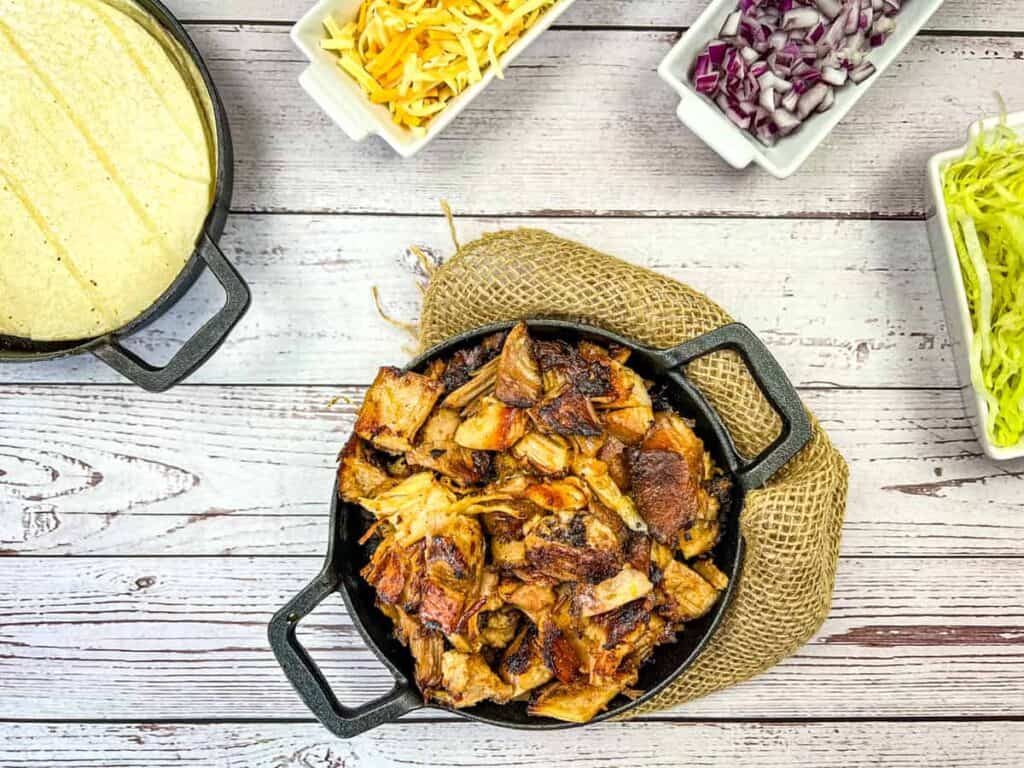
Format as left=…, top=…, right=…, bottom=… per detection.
left=624, top=532, right=652, bottom=575
left=524, top=515, right=622, bottom=584
left=647, top=381, right=675, bottom=412
left=627, top=448, right=699, bottom=544
left=596, top=598, right=651, bottom=650
left=532, top=386, right=603, bottom=436
left=533, top=339, right=614, bottom=398
left=350, top=323, right=730, bottom=723
left=441, top=332, right=507, bottom=394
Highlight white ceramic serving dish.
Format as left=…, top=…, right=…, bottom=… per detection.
left=926, top=111, right=1024, bottom=461
left=291, top=0, right=578, bottom=157
left=658, top=0, right=944, bottom=178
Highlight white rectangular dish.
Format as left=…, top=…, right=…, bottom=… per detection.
left=657, top=0, right=944, bottom=179
left=926, top=111, right=1024, bottom=461
left=291, top=0, right=578, bottom=157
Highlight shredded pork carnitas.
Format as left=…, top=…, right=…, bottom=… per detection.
left=341, top=322, right=731, bottom=723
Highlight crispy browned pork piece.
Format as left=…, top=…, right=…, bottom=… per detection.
left=338, top=435, right=394, bottom=503
left=355, top=367, right=443, bottom=453
left=495, top=322, right=543, bottom=407
left=346, top=321, right=731, bottom=723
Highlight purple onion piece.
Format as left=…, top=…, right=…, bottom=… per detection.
left=806, top=20, right=826, bottom=43
left=773, top=107, right=801, bottom=133
left=816, top=0, right=843, bottom=20
left=782, top=7, right=820, bottom=29
left=848, top=60, right=876, bottom=83
left=821, top=64, right=848, bottom=85
left=721, top=11, right=742, bottom=37
left=816, top=86, right=837, bottom=113
left=707, top=40, right=730, bottom=65
left=796, top=82, right=830, bottom=118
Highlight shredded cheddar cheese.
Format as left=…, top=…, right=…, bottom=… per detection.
left=321, top=0, right=557, bottom=134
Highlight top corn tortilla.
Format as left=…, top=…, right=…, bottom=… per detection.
left=0, top=0, right=216, bottom=341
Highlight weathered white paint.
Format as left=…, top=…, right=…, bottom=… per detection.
left=2, top=386, right=1022, bottom=557
left=3, top=720, right=1023, bottom=768
left=0, top=216, right=959, bottom=387
left=0, top=557, right=1021, bottom=720
left=167, top=27, right=1023, bottom=217
left=165, top=0, right=1024, bottom=31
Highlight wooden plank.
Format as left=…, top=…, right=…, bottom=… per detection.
left=0, top=556, right=1021, bottom=720
left=3, top=386, right=1023, bottom=557
left=0, top=216, right=960, bottom=387
left=170, top=26, right=1023, bottom=217
left=3, top=720, right=1023, bottom=767
left=167, top=0, right=1024, bottom=32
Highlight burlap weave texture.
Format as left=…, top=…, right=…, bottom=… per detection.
left=418, top=228, right=849, bottom=713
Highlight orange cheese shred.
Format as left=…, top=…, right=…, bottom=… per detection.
left=321, top=0, right=558, bottom=134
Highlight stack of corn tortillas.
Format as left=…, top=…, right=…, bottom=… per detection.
left=0, top=0, right=216, bottom=341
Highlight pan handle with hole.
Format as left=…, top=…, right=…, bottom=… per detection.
left=91, top=234, right=250, bottom=392
left=651, top=323, right=812, bottom=491
left=269, top=568, right=422, bottom=738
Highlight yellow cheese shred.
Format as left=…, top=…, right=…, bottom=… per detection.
left=321, top=0, right=558, bottom=134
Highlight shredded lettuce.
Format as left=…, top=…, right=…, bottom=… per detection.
left=942, top=116, right=1024, bottom=447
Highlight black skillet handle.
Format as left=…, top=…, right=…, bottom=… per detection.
left=91, top=234, right=250, bottom=392
left=657, top=323, right=812, bottom=491
left=268, top=570, right=422, bottom=739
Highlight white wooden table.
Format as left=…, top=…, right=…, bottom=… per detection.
left=3, top=1, right=1024, bottom=765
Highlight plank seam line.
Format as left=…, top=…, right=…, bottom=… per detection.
left=220, top=210, right=929, bottom=221
left=177, top=20, right=1024, bottom=37
left=2, top=715, right=1024, bottom=725
left=0, top=384, right=964, bottom=392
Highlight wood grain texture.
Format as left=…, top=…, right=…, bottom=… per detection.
left=159, top=26, right=1024, bottom=217
left=3, top=385, right=1023, bottom=557
left=165, top=0, right=1024, bottom=32
left=0, top=556, right=1022, bottom=720
left=3, top=721, right=1023, bottom=767
left=0, top=215, right=962, bottom=387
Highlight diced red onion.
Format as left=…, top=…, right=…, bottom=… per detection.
left=806, top=21, right=826, bottom=43
left=821, top=65, right=848, bottom=85
left=816, top=86, right=836, bottom=113
left=707, top=41, right=730, bottom=65
left=695, top=72, right=720, bottom=94
left=721, top=11, right=742, bottom=37
left=782, top=7, right=821, bottom=30
left=816, top=0, right=843, bottom=20
left=848, top=61, right=876, bottom=82
left=773, top=108, right=801, bottom=133
left=691, top=0, right=903, bottom=146
left=796, top=82, right=830, bottom=118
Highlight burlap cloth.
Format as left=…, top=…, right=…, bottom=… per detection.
left=415, top=227, right=849, bottom=714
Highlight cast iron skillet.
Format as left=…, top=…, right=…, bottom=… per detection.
left=269, top=319, right=812, bottom=735
left=0, top=0, right=249, bottom=393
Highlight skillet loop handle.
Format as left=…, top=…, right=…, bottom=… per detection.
left=268, top=571, right=421, bottom=739
left=660, top=323, right=812, bottom=491
left=91, top=234, right=250, bottom=392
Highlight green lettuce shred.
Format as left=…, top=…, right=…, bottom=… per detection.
left=942, top=117, right=1024, bottom=447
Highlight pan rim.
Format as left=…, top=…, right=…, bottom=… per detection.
left=328, top=318, right=746, bottom=729
left=0, top=0, right=233, bottom=363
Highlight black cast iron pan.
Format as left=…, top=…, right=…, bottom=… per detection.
left=269, top=319, right=812, bottom=735
left=0, top=0, right=249, bottom=393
